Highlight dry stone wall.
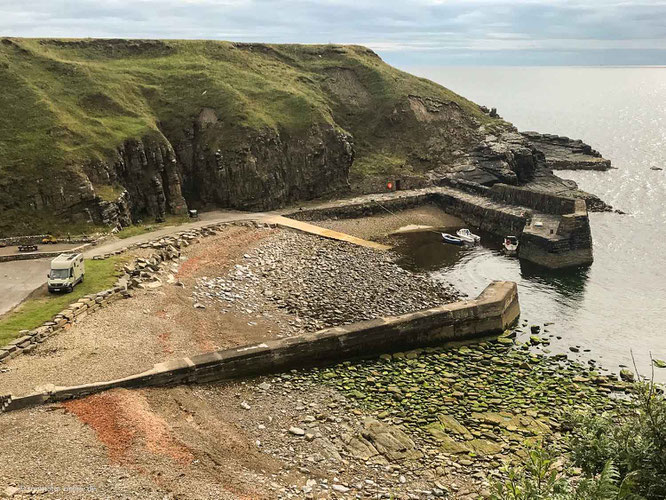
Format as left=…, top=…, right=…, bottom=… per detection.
left=0, top=221, right=271, bottom=366
left=0, top=251, right=64, bottom=263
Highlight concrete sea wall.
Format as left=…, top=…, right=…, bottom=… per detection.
left=0, top=281, right=519, bottom=413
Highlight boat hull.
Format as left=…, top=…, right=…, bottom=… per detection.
left=456, top=229, right=481, bottom=244
left=442, top=233, right=464, bottom=246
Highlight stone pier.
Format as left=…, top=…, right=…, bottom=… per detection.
left=288, top=184, right=594, bottom=269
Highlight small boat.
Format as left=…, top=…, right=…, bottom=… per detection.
left=456, top=228, right=481, bottom=244
left=503, top=235, right=519, bottom=256
left=442, top=233, right=464, bottom=246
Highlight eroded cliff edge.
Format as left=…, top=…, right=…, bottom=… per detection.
left=0, top=38, right=610, bottom=235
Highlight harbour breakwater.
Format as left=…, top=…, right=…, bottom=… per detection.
left=290, top=184, right=593, bottom=269
left=0, top=281, right=518, bottom=413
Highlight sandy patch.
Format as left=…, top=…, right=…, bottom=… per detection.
left=315, top=204, right=463, bottom=240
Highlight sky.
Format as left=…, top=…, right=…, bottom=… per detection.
left=1, top=0, right=665, bottom=66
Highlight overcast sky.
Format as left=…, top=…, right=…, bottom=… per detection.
left=1, top=0, right=665, bottom=66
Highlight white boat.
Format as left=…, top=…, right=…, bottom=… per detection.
left=503, top=235, right=519, bottom=256
left=441, top=233, right=464, bottom=246
left=456, top=228, right=481, bottom=244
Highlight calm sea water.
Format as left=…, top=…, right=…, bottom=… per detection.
left=399, top=67, right=666, bottom=380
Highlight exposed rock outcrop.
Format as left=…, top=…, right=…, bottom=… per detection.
left=344, top=417, right=423, bottom=463
left=428, top=130, right=612, bottom=212
left=440, top=131, right=541, bottom=186
left=522, top=131, right=611, bottom=171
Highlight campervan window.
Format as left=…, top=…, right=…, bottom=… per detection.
left=50, top=269, right=69, bottom=279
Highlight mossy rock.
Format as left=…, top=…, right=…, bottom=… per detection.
left=468, top=439, right=503, bottom=456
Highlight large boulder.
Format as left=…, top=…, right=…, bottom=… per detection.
left=344, top=417, right=423, bottom=463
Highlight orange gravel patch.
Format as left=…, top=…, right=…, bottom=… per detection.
left=158, top=331, right=173, bottom=354
left=176, top=227, right=274, bottom=279
left=63, top=389, right=194, bottom=466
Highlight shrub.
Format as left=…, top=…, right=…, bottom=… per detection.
left=493, top=380, right=666, bottom=500
left=491, top=448, right=640, bottom=500
left=569, top=382, right=666, bottom=499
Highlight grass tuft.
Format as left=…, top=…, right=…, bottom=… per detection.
left=115, top=214, right=191, bottom=239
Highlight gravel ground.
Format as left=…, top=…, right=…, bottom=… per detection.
left=192, top=230, right=460, bottom=333
left=0, top=222, right=477, bottom=500
left=0, top=226, right=278, bottom=396
left=0, top=374, right=481, bottom=500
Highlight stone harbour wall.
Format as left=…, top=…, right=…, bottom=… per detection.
left=518, top=210, right=594, bottom=268
left=0, top=281, right=519, bottom=413
left=289, top=185, right=593, bottom=269
left=433, top=191, right=526, bottom=238
left=489, top=184, right=578, bottom=215
left=289, top=193, right=436, bottom=222
left=289, top=188, right=527, bottom=245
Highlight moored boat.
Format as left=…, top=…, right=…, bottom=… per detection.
left=456, top=228, right=481, bottom=244
left=503, top=235, right=519, bottom=256
left=442, top=233, right=464, bottom=246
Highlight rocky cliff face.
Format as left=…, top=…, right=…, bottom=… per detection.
left=173, top=117, right=354, bottom=212
left=77, top=123, right=354, bottom=228
left=84, top=137, right=188, bottom=225
left=65, top=121, right=354, bottom=226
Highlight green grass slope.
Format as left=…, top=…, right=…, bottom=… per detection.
left=0, top=38, right=503, bottom=235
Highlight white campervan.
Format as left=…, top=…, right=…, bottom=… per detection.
left=48, top=253, right=85, bottom=293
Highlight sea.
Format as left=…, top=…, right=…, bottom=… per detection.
left=396, top=66, right=666, bottom=381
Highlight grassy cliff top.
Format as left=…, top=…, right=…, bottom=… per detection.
left=0, top=38, right=497, bottom=174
